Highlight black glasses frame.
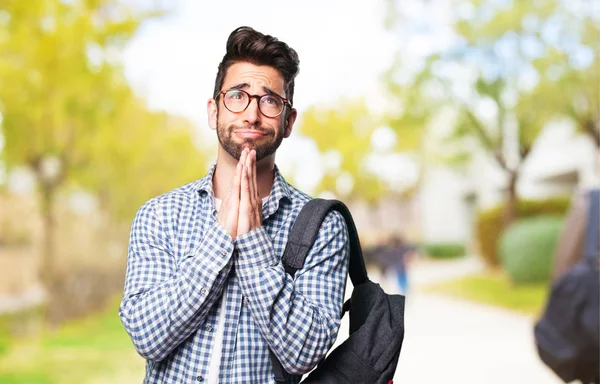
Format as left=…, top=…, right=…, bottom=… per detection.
left=219, top=89, right=292, bottom=118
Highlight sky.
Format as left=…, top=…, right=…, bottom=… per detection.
left=122, top=0, right=404, bottom=193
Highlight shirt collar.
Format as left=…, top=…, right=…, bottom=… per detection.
left=196, top=162, right=292, bottom=219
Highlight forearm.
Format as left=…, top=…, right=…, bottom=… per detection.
left=235, top=220, right=348, bottom=374
left=119, top=223, right=234, bottom=362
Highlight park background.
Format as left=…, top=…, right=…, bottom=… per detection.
left=0, top=0, right=598, bottom=382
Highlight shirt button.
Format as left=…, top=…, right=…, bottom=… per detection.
left=206, top=325, right=213, bottom=332
left=196, top=375, right=204, bottom=382
left=220, top=249, right=227, bottom=256
left=200, top=288, right=207, bottom=296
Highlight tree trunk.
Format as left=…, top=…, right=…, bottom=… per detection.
left=39, top=182, right=57, bottom=292
left=504, top=169, right=519, bottom=228
left=582, top=119, right=600, bottom=149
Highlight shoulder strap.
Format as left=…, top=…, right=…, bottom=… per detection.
left=584, top=188, right=600, bottom=266
left=271, top=198, right=368, bottom=383
left=281, top=198, right=368, bottom=285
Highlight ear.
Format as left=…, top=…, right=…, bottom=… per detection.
left=207, top=98, right=218, bottom=130
left=283, top=108, right=297, bottom=138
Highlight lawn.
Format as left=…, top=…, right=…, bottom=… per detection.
left=422, top=270, right=551, bottom=317
left=0, top=297, right=145, bottom=384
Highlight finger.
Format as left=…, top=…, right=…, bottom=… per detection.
left=232, top=161, right=242, bottom=201
left=227, top=162, right=243, bottom=235
left=249, top=151, right=261, bottom=222
left=251, top=150, right=259, bottom=200
left=241, top=164, right=251, bottom=199
left=238, top=165, right=251, bottom=234
left=239, top=148, right=249, bottom=169
left=229, top=162, right=242, bottom=218
left=246, top=151, right=256, bottom=206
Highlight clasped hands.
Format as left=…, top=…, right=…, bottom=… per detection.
left=218, top=148, right=263, bottom=240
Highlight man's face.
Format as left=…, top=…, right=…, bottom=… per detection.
left=207, top=62, right=297, bottom=161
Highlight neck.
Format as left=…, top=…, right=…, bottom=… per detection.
left=212, top=147, right=276, bottom=200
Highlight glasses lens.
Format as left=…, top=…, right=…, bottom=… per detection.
left=224, top=90, right=248, bottom=112
left=260, top=95, right=284, bottom=117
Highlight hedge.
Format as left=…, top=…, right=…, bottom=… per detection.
left=499, top=216, right=564, bottom=284
left=474, top=197, right=571, bottom=266
left=421, top=243, right=466, bottom=259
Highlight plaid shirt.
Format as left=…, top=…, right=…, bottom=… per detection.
left=119, top=164, right=349, bottom=383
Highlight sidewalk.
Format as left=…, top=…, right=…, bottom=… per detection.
left=333, top=256, right=563, bottom=384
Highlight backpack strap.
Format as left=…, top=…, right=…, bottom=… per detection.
left=584, top=188, right=600, bottom=267
left=281, top=198, right=368, bottom=285
left=270, top=198, right=368, bottom=382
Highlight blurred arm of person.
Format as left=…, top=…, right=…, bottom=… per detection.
left=552, top=188, right=589, bottom=281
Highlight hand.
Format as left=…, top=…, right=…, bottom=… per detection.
left=237, top=149, right=262, bottom=236
left=218, top=149, right=249, bottom=240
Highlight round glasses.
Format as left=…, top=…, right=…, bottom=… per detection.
left=220, top=89, right=291, bottom=118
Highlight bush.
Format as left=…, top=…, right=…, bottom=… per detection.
left=499, top=216, right=564, bottom=285
left=421, top=243, right=466, bottom=259
left=475, top=197, right=571, bottom=266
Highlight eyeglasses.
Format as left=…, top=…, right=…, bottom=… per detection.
left=219, top=89, right=291, bottom=118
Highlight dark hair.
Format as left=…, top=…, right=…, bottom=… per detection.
left=213, top=26, right=300, bottom=106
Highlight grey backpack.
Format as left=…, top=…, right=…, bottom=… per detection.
left=534, top=189, right=600, bottom=383
left=270, top=198, right=406, bottom=383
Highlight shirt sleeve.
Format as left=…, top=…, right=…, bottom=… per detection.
left=119, top=198, right=234, bottom=362
left=234, top=210, right=349, bottom=375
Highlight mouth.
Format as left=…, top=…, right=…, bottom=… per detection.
left=235, top=129, right=268, bottom=139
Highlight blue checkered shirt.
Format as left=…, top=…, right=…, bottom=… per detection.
left=119, top=164, right=349, bottom=383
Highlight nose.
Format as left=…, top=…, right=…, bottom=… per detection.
left=242, top=96, right=261, bottom=125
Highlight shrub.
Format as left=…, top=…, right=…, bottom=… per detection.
left=498, top=216, right=564, bottom=285
left=421, top=243, right=466, bottom=259
left=475, top=197, right=571, bottom=266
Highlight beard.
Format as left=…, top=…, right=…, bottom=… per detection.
left=216, top=117, right=285, bottom=161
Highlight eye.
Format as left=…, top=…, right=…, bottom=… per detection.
left=262, top=95, right=280, bottom=105
left=227, top=90, right=245, bottom=100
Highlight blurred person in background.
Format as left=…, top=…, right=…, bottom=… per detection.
left=541, top=151, right=599, bottom=384
left=552, top=152, right=600, bottom=280
left=118, top=26, right=350, bottom=383
left=377, top=234, right=416, bottom=295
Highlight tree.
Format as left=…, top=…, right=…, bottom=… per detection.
left=297, top=99, right=389, bottom=201
left=384, top=0, right=599, bottom=225
left=0, top=0, right=160, bottom=287
left=75, top=89, right=208, bottom=222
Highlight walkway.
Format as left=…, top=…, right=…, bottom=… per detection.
left=333, top=256, right=563, bottom=384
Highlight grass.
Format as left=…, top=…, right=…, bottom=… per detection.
left=422, top=270, right=550, bottom=317
left=0, top=296, right=144, bottom=384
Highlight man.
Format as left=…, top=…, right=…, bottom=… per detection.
left=119, top=26, right=350, bottom=383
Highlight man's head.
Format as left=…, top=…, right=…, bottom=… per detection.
left=208, top=26, right=300, bottom=162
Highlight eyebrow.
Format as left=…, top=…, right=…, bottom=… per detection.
left=230, top=83, right=250, bottom=91
left=228, top=83, right=285, bottom=99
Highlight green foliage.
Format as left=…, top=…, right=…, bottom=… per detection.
left=421, top=242, right=466, bottom=259
left=475, top=197, right=571, bottom=266
left=0, top=296, right=143, bottom=383
left=423, top=271, right=549, bottom=316
left=384, top=0, right=600, bottom=229
left=298, top=99, right=389, bottom=201
left=0, top=0, right=150, bottom=170
left=0, top=0, right=205, bottom=222
left=499, top=216, right=564, bottom=285
left=74, top=96, right=207, bottom=220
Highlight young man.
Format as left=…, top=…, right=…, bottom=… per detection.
left=119, top=26, right=350, bottom=383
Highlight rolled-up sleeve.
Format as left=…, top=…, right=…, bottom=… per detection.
left=119, top=198, right=234, bottom=362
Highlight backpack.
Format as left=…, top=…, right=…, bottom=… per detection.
left=534, top=189, right=600, bottom=383
left=270, top=198, right=406, bottom=384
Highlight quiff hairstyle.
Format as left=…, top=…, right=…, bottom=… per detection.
left=213, top=26, right=300, bottom=106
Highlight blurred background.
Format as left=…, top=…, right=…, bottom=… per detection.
left=0, top=0, right=598, bottom=383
